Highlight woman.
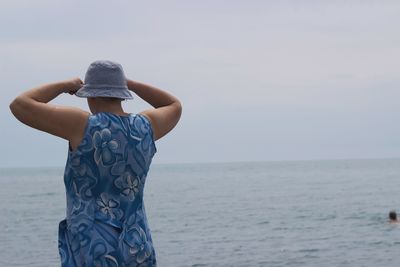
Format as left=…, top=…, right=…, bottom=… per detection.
left=9, top=60, right=182, bottom=266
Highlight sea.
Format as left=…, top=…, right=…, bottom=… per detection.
left=0, top=159, right=400, bottom=267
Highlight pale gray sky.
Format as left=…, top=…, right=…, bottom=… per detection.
left=1, top=0, right=399, bottom=168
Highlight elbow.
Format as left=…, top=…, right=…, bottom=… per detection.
left=9, top=98, right=19, bottom=115
left=9, top=97, right=26, bottom=118
left=174, top=100, right=182, bottom=118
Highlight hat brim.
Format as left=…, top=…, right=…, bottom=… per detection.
left=75, top=85, right=134, bottom=100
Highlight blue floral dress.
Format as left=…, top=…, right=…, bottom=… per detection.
left=58, top=112, right=157, bottom=267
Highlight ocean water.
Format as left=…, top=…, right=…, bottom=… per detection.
left=1, top=159, right=400, bottom=267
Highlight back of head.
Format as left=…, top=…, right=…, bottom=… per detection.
left=389, top=210, right=397, bottom=221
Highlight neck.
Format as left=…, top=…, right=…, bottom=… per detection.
left=88, top=98, right=127, bottom=115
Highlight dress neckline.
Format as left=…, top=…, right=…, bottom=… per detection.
left=95, top=111, right=133, bottom=118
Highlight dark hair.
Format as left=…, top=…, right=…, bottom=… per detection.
left=389, top=210, right=397, bottom=221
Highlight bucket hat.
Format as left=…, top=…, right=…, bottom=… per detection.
left=75, top=60, right=133, bottom=99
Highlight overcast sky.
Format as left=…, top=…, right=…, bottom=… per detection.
left=1, top=0, right=399, bottom=168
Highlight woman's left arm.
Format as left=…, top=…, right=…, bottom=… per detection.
left=9, top=78, right=90, bottom=141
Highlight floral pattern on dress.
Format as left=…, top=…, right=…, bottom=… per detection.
left=59, top=113, right=157, bottom=266
left=119, top=206, right=155, bottom=266
left=114, top=168, right=141, bottom=201
left=93, top=128, right=120, bottom=166
left=96, top=192, right=124, bottom=220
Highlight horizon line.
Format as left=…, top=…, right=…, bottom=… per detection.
left=1, top=156, right=399, bottom=170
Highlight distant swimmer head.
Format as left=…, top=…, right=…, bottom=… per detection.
left=389, top=210, right=398, bottom=222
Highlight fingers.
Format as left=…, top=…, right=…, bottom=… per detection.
left=71, top=78, right=83, bottom=94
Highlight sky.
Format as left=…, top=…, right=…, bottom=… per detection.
left=1, top=0, right=399, bottom=168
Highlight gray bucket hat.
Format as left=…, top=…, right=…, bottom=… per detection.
left=75, top=60, right=133, bottom=99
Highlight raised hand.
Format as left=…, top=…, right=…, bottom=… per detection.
left=63, top=77, right=84, bottom=95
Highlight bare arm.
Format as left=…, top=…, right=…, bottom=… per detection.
left=126, top=79, right=182, bottom=141
left=9, top=78, right=90, bottom=141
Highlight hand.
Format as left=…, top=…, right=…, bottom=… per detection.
left=126, top=79, right=136, bottom=91
left=63, top=77, right=84, bottom=95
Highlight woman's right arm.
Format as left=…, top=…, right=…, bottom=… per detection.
left=126, top=79, right=182, bottom=141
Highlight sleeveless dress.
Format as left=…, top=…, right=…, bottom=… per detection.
left=58, top=112, right=157, bottom=267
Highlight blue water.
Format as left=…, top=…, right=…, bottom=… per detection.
left=1, top=159, right=400, bottom=266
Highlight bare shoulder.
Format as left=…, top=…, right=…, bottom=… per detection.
left=64, top=107, right=91, bottom=123
left=138, top=111, right=155, bottom=132
left=138, top=103, right=182, bottom=141
left=65, top=108, right=91, bottom=150
left=138, top=111, right=153, bottom=124
left=50, top=106, right=91, bottom=133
